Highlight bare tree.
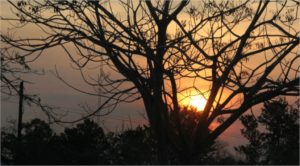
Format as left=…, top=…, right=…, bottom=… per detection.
left=1, top=0, right=299, bottom=163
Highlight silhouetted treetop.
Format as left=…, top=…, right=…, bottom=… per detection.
left=236, top=98, right=299, bottom=165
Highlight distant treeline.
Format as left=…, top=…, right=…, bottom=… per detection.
left=1, top=99, right=299, bottom=165
left=1, top=118, right=235, bottom=165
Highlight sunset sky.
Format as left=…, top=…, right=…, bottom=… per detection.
left=1, top=0, right=299, bottom=154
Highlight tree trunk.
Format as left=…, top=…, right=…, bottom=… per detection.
left=142, top=93, right=169, bottom=164
left=157, top=131, right=168, bottom=164
left=152, top=102, right=169, bottom=164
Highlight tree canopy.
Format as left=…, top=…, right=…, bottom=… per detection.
left=1, top=117, right=232, bottom=165
left=236, top=98, right=299, bottom=165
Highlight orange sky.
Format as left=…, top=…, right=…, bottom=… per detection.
left=1, top=0, right=299, bottom=152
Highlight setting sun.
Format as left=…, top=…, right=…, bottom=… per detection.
left=188, top=96, right=207, bottom=111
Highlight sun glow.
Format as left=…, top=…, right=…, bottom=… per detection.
left=188, top=96, right=207, bottom=111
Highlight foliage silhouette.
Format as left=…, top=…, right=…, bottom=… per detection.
left=106, top=126, right=157, bottom=164
left=235, top=98, right=299, bottom=165
left=2, top=119, right=58, bottom=164
left=1, top=119, right=109, bottom=164
left=59, top=119, right=110, bottom=164
left=1, top=115, right=235, bottom=165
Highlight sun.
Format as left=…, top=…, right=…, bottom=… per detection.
left=188, top=96, right=207, bottom=111
left=178, top=90, right=209, bottom=112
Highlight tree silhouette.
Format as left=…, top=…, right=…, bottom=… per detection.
left=1, top=119, right=57, bottom=164
left=1, top=119, right=111, bottom=164
left=1, top=0, right=299, bottom=163
left=105, top=126, right=157, bottom=164
left=1, top=117, right=234, bottom=165
left=59, top=119, right=109, bottom=164
left=1, top=122, right=18, bottom=165
left=236, top=99, right=299, bottom=165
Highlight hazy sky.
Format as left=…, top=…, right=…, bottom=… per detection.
left=1, top=0, right=298, bottom=153
left=0, top=2, right=147, bottom=132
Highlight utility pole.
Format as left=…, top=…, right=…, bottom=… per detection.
left=97, top=56, right=103, bottom=124
left=16, top=81, right=24, bottom=164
